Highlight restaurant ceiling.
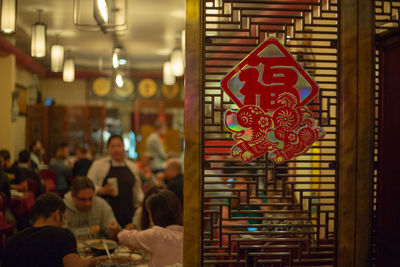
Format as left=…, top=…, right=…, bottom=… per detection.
left=13, top=0, right=186, bottom=73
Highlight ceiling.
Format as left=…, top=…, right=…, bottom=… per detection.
left=13, top=0, right=186, bottom=73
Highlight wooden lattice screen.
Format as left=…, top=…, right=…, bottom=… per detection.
left=372, top=1, right=400, bottom=265
left=201, top=0, right=339, bottom=265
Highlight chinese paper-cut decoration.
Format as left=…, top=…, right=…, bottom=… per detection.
left=222, top=38, right=325, bottom=164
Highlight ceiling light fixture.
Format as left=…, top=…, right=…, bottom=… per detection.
left=112, top=49, right=119, bottom=69
left=51, top=37, right=64, bottom=72
left=163, top=61, right=175, bottom=85
left=94, top=0, right=109, bottom=24
left=63, top=57, right=75, bottom=82
left=181, top=30, right=186, bottom=68
left=0, top=0, right=16, bottom=34
left=115, top=73, right=124, bottom=87
left=73, top=0, right=128, bottom=32
left=170, top=49, right=184, bottom=77
left=31, top=10, right=47, bottom=58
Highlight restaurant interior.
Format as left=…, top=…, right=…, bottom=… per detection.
left=0, top=0, right=399, bottom=266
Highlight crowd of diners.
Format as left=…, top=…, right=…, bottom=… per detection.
left=0, top=120, right=184, bottom=267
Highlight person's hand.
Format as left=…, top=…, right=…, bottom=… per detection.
left=106, top=221, right=121, bottom=239
left=124, top=223, right=135, bottom=230
left=97, top=183, right=115, bottom=196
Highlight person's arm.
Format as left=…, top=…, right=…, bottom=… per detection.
left=10, top=180, right=28, bottom=192
left=87, top=160, right=112, bottom=195
left=118, top=229, right=152, bottom=251
left=100, top=198, right=121, bottom=238
left=62, top=253, right=96, bottom=267
left=128, top=163, right=144, bottom=208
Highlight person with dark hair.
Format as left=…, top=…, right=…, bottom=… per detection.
left=0, top=150, right=11, bottom=199
left=1, top=149, right=28, bottom=193
left=130, top=186, right=163, bottom=230
left=146, top=120, right=168, bottom=173
left=72, top=146, right=93, bottom=177
left=29, top=139, right=45, bottom=168
left=10, top=150, right=44, bottom=197
left=118, top=189, right=183, bottom=267
left=2, top=192, right=96, bottom=267
left=63, top=176, right=120, bottom=239
left=87, top=134, right=143, bottom=227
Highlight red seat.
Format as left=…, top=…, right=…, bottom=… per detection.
left=39, top=169, right=56, bottom=192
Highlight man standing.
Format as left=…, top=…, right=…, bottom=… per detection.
left=87, top=134, right=143, bottom=227
left=64, top=176, right=120, bottom=239
left=146, top=120, right=168, bottom=173
left=2, top=193, right=95, bottom=267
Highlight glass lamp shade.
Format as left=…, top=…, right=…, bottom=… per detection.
left=1, top=0, right=16, bottom=33
left=31, top=23, right=47, bottom=58
left=115, top=73, right=124, bottom=87
left=63, top=58, right=75, bottom=82
left=163, top=61, right=176, bottom=85
left=170, top=49, right=184, bottom=77
left=181, top=30, right=186, bottom=68
left=94, top=0, right=109, bottom=24
left=51, top=44, right=64, bottom=72
left=112, top=50, right=119, bottom=69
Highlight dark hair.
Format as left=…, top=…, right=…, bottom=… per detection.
left=71, top=176, right=95, bottom=196
left=0, top=149, right=10, bottom=162
left=18, top=150, right=31, bottom=163
left=32, top=193, right=66, bottom=221
left=146, top=189, right=182, bottom=227
left=75, top=145, right=87, bottom=154
left=107, top=134, right=124, bottom=147
left=141, top=186, right=163, bottom=230
left=29, top=140, right=41, bottom=151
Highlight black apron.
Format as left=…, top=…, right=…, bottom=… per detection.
left=102, top=161, right=135, bottom=227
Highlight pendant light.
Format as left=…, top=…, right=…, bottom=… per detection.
left=163, top=61, right=175, bottom=85
left=63, top=57, right=75, bottom=82
left=51, top=36, right=64, bottom=72
left=31, top=10, right=47, bottom=58
left=115, top=73, right=124, bottom=88
left=0, top=0, right=16, bottom=34
left=170, top=49, right=184, bottom=76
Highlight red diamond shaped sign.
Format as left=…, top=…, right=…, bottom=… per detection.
left=221, top=38, right=319, bottom=112
left=221, top=38, right=325, bottom=164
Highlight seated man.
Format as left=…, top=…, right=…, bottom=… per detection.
left=0, top=149, right=28, bottom=192
left=2, top=192, right=95, bottom=267
left=156, top=157, right=183, bottom=206
left=64, top=176, right=120, bottom=239
left=14, top=150, right=44, bottom=197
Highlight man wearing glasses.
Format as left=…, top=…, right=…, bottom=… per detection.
left=63, top=176, right=120, bottom=239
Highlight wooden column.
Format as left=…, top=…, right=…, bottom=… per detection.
left=338, top=0, right=374, bottom=266
left=183, top=0, right=203, bottom=265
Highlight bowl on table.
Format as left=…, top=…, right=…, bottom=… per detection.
left=85, top=239, right=118, bottom=256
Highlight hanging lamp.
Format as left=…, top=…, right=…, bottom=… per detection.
left=31, top=10, right=47, bottom=58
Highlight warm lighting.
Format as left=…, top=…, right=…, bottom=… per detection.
left=112, top=49, right=119, bottom=69
left=181, top=30, right=185, bottom=68
left=115, top=73, right=124, bottom=87
left=51, top=44, right=64, bottom=72
left=170, top=49, right=184, bottom=76
left=31, top=11, right=47, bottom=58
left=163, top=61, right=175, bottom=85
left=0, top=0, right=16, bottom=34
left=63, top=58, right=75, bottom=82
left=94, top=0, right=109, bottom=24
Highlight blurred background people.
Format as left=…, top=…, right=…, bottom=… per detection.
left=146, top=120, right=168, bottom=173
left=72, top=146, right=93, bottom=178
left=50, top=146, right=72, bottom=196
left=87, top=134, right=143, bottom=228
left=29, top=140, right=45, bottom=169
left=64, top=177, right=120, bottom=240
left=156, top=157, right=183, bottom=206
left=118, top=189, right=183, bottom=267
left=0, top=149, right=28, bottom=193
left=135, top=152, right=155, bottom=193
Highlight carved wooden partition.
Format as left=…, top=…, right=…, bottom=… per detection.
left=184, top=0, right=375, bottom=266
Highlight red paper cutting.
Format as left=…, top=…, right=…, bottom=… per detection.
left=222, top=38, right=325, bottom=164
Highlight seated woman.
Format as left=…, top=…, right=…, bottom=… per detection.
left=118, top=189, right=183, bottom=267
